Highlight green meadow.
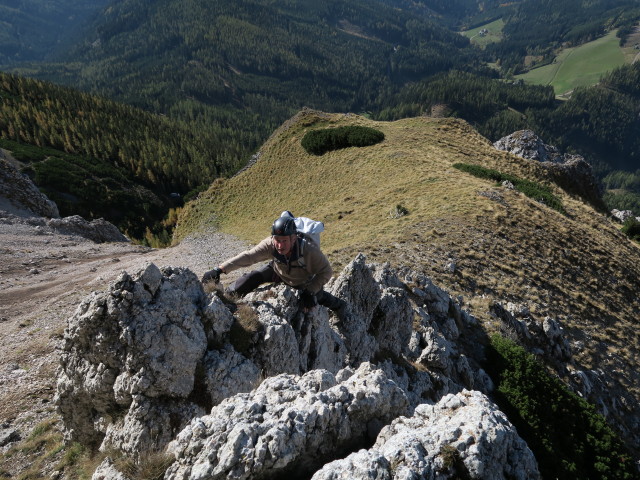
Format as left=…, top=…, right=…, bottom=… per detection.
left=461, top=18, right=504, bottom=47
left=516, top=30, right=626, bottom=97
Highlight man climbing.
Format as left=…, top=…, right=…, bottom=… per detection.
left=202, top=215, right=347, bottom=318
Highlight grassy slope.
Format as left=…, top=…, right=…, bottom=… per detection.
left=176, top=110, right=640, bottom=435
left=517, top=30, right=626, bottom=96
left=460, top=18, right=504, bottom=48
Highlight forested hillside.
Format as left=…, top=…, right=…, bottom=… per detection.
left=0, top=0, right=109, bottom=64
left=12, top=0, right=478, bottom=183
left=378, top=0, right=505, bottom=28
left=0, top=72, right=235, bottom=240
left=3, top=0, right=640, bottom=232
left=485, top=0, right=640, bottom=73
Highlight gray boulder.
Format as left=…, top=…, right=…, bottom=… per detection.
left=493, top=130, right=604, bottom=208
left=47, top=215, right=128, bottom=243
left=611, top=209, right=638, bottom=223
left=493, top=129, right=562, bottom=163
left=312, top=390, right=540, bottom=480
left=165, top=363, right=409, bottom=480
left=56, top=264, right=209, bottom=454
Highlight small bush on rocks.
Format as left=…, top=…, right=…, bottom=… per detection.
left=229, top=305, right=261, bottom=355
left=485, top=335, right=635, bottom=479
left=453, top=162, right=565, bottom=214
left=621, top=217, right=640, bottom=241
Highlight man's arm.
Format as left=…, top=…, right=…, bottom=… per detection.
left=219, top=237, right=273, bottom=274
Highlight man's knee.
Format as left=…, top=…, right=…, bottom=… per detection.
left=227, top=264, right=277, bottom=296
left=316, top=290, right=346, bottom=311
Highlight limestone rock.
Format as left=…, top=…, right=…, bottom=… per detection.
left=92, top=457, right=130, bottom=480
left=47, top=215, right=128, bottom=243
left=493, top=130, right=603, bottom=207
left=327, top=255, right=413, bottom=366
left=242, top=286, right=348, bottom=376
left=312, top=390, right=540, bottom=480
left=165, top=363, right=409, bottom=480
left=56, top=264, right=209, bottom=453
left=54, top=255, right=542, bottom=479
left=611, top=209, right=637, bottom=223
left=204, top=346, right=262, bottom=407
left=493, top=129, right=562, bottom=163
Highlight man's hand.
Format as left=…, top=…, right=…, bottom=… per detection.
left=201, top=267, right=223, bottom=284
left=300, top=289, right=317, bottom=311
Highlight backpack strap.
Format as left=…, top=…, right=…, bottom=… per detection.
left=297, top=233, right=307, bottom=268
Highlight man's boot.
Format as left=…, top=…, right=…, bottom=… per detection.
left=317, top=290, right=349, bottom=326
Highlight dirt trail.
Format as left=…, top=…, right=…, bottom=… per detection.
left=0, top=216, right=250, bottom=451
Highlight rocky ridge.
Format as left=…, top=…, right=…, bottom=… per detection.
left=493, top=129, right=604, bottom=208
left=0, top=125, right=636, bottom=478
left=59, top=256, right=542, bottom=479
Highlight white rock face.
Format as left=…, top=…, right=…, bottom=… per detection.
left=328, top=254, right=413, bottom=366
left=55, top=255, right=541, bottom=478
left=56, top=264, right=209, bottom=454
left=165, top=363, right=409, bottom=480
left=312, top=390, right=540, bottom=480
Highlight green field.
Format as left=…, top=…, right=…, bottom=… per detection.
left=460, top=18, right=504, bottom=47
left=516, top=29, right=626, bottom=97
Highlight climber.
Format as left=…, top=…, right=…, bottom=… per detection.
left=202, top=215, right=347, bottom=318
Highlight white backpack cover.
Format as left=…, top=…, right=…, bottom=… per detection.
left=280, top=211, right=324, bottom=246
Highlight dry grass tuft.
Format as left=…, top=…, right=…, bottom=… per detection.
left=115, top=451, right=175, bottom=480
left=229, top=304, right=262, bottom=355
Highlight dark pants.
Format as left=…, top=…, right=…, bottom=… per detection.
left=228, top=263, right=344, bottom=311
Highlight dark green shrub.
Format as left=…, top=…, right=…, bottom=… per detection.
left=621, top=217, right=640, bottom=241
left=301, top=126, right=384, bottom=155
left=453, top=162, right=565, bottom=214
left=0, top=138, right=63, bottom=162
left=31, top=154, right=165, bottom=239
left=485, top=335, right=635, bottom=479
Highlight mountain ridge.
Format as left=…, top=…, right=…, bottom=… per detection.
left=1, top=109, right=639, bottom=477
left=176, top=109, right=640, bottom=457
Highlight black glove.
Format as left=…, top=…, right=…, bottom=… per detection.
left=300, top=289, right=317, bottom=310
left=201, top=267, right=223, bottom=284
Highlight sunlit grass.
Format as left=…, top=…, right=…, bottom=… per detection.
left=517, top=29, right=626, bottom=96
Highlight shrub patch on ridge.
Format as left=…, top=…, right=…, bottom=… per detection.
left=301, top=126, right=384, bottom=155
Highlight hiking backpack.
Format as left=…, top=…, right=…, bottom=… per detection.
left=280, top=211, right=324, bottom=246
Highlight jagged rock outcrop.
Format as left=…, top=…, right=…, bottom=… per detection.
left=611, top=209, right=640, bottom=223
left=491, top=302, right=571, bottom=362
left=56, top=264, right=209, bottom=454
left=312, top=390, right=540, bottom=480
left=58, top=256, right=540, bottom=479
left=493, top=130, right=604, bottom=208
left=0, top=157, right=59, bottom=218
left=493, top=129, right=564, bottom=163
left=165, top=364, right=409, bottom=479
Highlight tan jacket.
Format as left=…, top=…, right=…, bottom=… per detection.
left=220, top=235, right=332, bottom=294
